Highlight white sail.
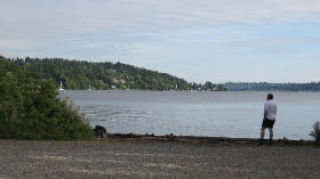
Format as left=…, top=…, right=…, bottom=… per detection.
left=58, top=81, right=64, bottom=91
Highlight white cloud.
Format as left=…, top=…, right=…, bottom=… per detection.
left=1, top=0, right=320, bottom=36
left=0, top=40, right=26, bottom=49
left=1, top=0, right=320, bottom=42
left=1, top=0, right=320, bottom=82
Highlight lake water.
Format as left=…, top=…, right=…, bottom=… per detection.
left=59, top=90, right=320, bottom=140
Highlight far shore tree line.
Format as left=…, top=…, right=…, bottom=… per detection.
left=8, top=56, right=319, bottom=92
left=6, top=56, right=228, bottom=91
left=224, top=82, right=320, bottom=91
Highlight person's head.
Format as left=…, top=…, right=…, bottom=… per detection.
left=267, top=93, right=273, bottom=100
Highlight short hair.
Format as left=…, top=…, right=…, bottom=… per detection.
left=267, top=93, right=273, bottom=100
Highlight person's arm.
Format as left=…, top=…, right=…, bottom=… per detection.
left=264, top=110, right=268, bottom=119
left=264, top=103, right=268, bottom=119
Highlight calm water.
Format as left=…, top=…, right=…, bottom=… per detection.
left=59, top=90, right=320, bottom=140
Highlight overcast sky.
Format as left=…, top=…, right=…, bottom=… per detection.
left=1, top=0, right=320, bottom=83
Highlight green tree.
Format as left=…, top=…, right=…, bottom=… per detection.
left=0, top=58, right=93, bottom=140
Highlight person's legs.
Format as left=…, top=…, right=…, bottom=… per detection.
left=269, top=128, right=273, bottom=145
left=260, top=128, right=265, bottom=139
left=259, top=128, right=266, bottom=145
left=269, top=128, right=273, bottom=139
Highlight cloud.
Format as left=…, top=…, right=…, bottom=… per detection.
left=1, top=0, right=320, bottom=42
left=0, top=40, right=28, bottom=49
left=1, top=0, right=319, bottom=52
left=1, top=0, right=320, bottom=36
left=220, top=38, right=320, bottom=53
left=1, top=0, right=320, bottom=82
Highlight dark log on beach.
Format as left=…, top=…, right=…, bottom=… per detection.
left=107, top=133, right=314, bottom=145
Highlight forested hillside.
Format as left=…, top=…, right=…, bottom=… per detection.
left=10, top=57, right=192, bottom=90
left=224, top=82, right=320, bottom=91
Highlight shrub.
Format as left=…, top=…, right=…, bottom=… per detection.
left=310, top=122, right=320, bottom=144
left=0, top=59, right=94, bottom=140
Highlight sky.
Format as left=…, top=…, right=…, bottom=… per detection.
left=1, top=0, right=320, bottom=83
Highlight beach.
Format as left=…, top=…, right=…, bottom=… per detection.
left=0, top=138, right=319, bottom=178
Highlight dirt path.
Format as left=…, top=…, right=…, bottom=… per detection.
left=0, top=139, right=319, bottom=178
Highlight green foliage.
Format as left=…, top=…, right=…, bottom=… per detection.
left=5, top=56, right=228, bottom=91
left=225, top=82, right=320, bottom=91
left=0, top=58, right=94, bottom=140
left=9, top=57, right=229, bottom=91
left=310, top=122, right=320, bottom=144
left=11, top=57, right=192, bottom=90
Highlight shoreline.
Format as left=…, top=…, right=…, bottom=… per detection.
left=0, top=133, right=315, bottom=146
left=106, top=133, right=315, bottom=146
left=59, top=89, right=320, bottom=92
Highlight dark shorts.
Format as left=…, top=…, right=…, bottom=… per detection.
left=262, top=118, right=275, bottom=129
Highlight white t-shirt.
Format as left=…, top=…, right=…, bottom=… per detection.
left=264, top=100, right=277, bottom=120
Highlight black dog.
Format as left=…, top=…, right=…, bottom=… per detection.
left=93, top=125, right=107, bottom=138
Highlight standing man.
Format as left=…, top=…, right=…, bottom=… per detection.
left=258, top=93, right=277, bottom=145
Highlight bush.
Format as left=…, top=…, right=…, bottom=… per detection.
left=310, top=122, right=320, bottom=144
left=0, top=59, right=94, bottom=140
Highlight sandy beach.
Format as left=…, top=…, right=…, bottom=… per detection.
left=0, top=138, right=319, bottom=179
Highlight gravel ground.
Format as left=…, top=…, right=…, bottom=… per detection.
left=0, top=139, right=319, bottom=179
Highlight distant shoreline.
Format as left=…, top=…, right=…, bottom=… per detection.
left=58, top=89, right=320, bottom=92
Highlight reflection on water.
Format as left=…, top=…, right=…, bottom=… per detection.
left=60, top=90, right=320, bottom=140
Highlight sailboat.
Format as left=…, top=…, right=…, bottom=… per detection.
left=125, top=75, right=130, bottom=90
left=58, top=81, right=64, bottom=91
left=87, top=84, right=92, bottom=90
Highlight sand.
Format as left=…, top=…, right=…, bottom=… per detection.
left=0, top=139, right=319, bottom=178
